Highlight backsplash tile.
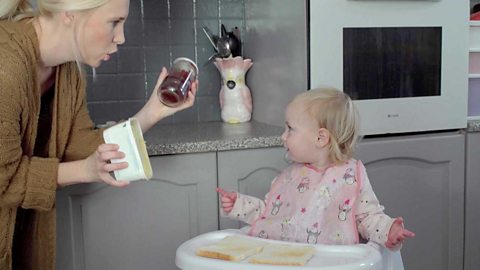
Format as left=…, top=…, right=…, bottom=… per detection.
left=87, top=0, right=247, bottom=126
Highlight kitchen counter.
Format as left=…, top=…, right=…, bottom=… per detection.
left=143, top=121, right=284, bottom=156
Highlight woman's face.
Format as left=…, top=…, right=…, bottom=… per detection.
left=75, top=0, right=130, bottom=67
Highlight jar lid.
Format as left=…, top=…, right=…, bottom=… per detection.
left=173, top=57, right=199, bottom=78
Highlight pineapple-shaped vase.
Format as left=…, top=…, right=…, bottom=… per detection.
left=214, top=56, right=253, bottom=124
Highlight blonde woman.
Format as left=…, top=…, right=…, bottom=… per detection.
left=217, top=88, right=414, bottom=249
left=0, top=0, right=198, bottom=269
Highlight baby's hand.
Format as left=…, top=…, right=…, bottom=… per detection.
left=216, top=187, right=237, bottom=213
left=386, top=217, right=415, bottom=249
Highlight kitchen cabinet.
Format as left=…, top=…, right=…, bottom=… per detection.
left=355, top=131, right=465, bottom=270
left=56, top=131, right=466, bottom=270
left=217, top=147, right=289, bottom=229
left=56, top=152, right=217, bottom=270
left=465, top=132, right=480, bottom=270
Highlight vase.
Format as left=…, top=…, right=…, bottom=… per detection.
left=214, top=56, right=253, bottom=124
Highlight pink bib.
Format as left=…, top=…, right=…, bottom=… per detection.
left=249, top=159, right=362, bottom=244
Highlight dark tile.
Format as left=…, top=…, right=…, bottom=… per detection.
left=146, top=72, right=162, bottom=97
left=155, top=114, right=175, bottom=125
left=144, top=46, right=171, bottom=73
left=171, top=45, right=195, bottom=61
left=124, top=19, right=143, bottom=47
left=170, top=19, right=195, bottom=45
left=88, top=74, right=146, bottom=101
left=143, top=0, right=169, bottom=19
left=115, top=74, right=148, bottom=100
left=197, top=63, right=221, bottom=96
left=117, top=47, right=145, bottom=73
left=196, top=0, right=219, bottom=19
left=197, top=96, right=221, bottom=122
left=170, top=0, right=194, bottom=19
left=144, top=20, right=171, bottom=46
left=128, top=0, right=142, bottom=19
left=87, top=101, right=145, bottom=125
left=173, top=102, right=199, bottom=123
left=86, top=74, right=117, bottom=101
left=219, top=0, right=244, bottom=19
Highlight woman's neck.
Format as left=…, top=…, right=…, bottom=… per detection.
left=33, top=16, right=74, bottom=67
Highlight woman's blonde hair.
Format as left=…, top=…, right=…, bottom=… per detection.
left=292, top=87, right=360, bottom=164
left=0, top=0, right=108, bottom=21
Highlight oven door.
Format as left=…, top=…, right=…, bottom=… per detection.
left=309, top=0, right=468, bottom=135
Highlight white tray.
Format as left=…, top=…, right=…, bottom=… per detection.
left=175, top=229, right=386, bottom=270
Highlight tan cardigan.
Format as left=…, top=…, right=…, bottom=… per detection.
left=0, top=19, right=104, bottom=270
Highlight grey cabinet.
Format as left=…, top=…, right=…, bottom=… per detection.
left=56, top=152, right=218, bottom=270
left=217, top=147, right=289, bottom=229
left=465, top=132, right=480, bottom=270
left=355, top=131, right=465, bottom=270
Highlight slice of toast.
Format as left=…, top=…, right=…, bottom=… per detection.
left=249, top=244, right=316, bottom=266
left=196, top=235, right=268, bottom=261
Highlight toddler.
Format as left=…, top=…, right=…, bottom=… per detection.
left=217, top=88, right=415, bottom=249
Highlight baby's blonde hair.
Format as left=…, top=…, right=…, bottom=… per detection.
left=0, top=0, right=108, bottom=21
left=291, top=88, right=360, bottom=164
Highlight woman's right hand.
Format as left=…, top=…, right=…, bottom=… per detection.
left=216, top=187, right=237, bottom=213
left=85, top=143, right=130, bottom=187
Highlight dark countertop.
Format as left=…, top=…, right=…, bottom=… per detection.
left=143, top=121, right=284, bottom=156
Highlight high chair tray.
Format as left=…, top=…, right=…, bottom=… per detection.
left=175, top=229, right=383, bottom=270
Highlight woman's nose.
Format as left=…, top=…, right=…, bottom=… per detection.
left=114, top=28, right=126, bottom=45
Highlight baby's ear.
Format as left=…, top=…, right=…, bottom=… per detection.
left=317, top=128, right=330, bottom=147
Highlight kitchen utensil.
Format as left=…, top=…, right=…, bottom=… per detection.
left=216, top=36, right=232, bottom=58
left=221, top=24, right=241, bottom=57
left=202, top=26, right=219, bottom=51
left=158, top=57, right=198, bottom=107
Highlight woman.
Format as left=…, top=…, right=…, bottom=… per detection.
left=0, top=0, right=198, bottom=269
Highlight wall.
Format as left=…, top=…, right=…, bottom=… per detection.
left=244, top=0, right=308, bottom=127
left=86, top=0, right=246, bottom=125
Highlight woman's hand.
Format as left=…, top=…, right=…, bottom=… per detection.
left=134, top=67, right=199, bottom=133
left=84, top=143, right=130, bottom=187
left=385, top=217, right=415, bottom=249
left=216, top=187, right=237, bottom=213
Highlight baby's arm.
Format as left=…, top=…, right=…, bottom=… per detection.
left=216, top=188, right=266, bottom=224
left=355, top=166, right=414, bottom=249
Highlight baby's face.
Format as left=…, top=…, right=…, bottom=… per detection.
left=281, top=101, right=324, bottom=165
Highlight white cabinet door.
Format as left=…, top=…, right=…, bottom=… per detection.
left=217, top=147, right=288, bottom=229
left=56, top=152, right=217, bottom=270
left=465, top=132, right=480, bottom=270
left=355, top=132, right=465, bottom=270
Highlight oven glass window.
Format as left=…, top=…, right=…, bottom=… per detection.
left=343, top=27, right=442, bottom=100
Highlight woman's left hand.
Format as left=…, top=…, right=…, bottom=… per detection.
left=135, top=67, right=199, bottom=132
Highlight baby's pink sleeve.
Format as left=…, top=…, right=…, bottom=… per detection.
left=224, top=193, right=266, bottom=224
left=355, top=163, right=397, bottom=248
